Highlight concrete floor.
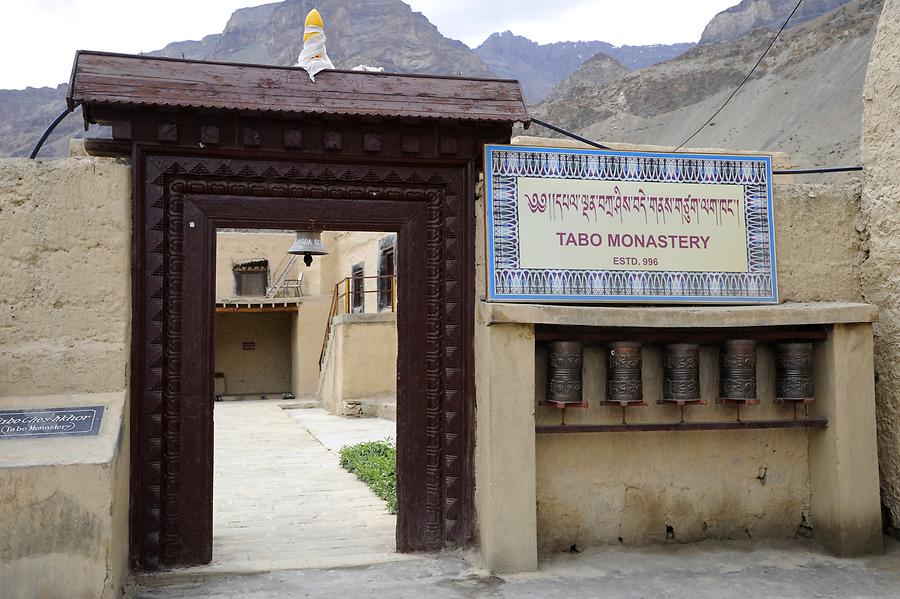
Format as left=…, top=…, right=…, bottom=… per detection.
left=130, top=538, right=900, bottom=598
left=169, top=400, right=402, bottom=575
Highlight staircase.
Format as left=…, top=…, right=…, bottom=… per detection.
left=266, top=254, right=300, bottom=298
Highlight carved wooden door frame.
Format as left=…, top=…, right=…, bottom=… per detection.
left=130, top=147, right=475, bottom=568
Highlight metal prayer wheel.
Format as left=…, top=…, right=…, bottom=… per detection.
left=663, top=343, right=701, bottom=403
left=719, top=339, right=757, bottom=402
left=546, top=341, right=584, bottom=407
left=775, top=342, right=815, bottom=403
left=607, top=341, right=643, bottom=405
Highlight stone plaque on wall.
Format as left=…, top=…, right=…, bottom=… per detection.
left=484, top=145, right=778, bottom=304
left=0, top=406, right=105, bottom=439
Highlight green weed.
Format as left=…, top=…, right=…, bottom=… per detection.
left=339, top=439, right=397, bottom=514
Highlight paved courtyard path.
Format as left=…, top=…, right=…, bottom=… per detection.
left=285, top=406, right=396, bottom=451
left=149, top=400, right=403, bottom=577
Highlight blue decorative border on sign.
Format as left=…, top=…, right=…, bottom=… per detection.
left=484, top=144, right=778, bottom=304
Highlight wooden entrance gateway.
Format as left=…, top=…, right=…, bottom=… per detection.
left=68, top=51, right=528, bottom=569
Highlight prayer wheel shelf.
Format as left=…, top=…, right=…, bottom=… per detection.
left=536, top=327, right=822, bottom=431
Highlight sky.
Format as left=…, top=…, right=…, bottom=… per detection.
left=0, top=0, right=738, bottom=90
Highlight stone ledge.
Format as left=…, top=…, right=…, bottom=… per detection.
left=0, top=392, right=125, bottom=469
left=480, top=301, right=878, bottom=329
left=0, top=391, right=128, bottom=599
left=333, top=311, right=397, bottom=325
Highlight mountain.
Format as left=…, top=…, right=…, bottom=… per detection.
left=544, top=54, right=630, bottom=103
left=1, top=0, right=878, bottom=165
left=3, top=0, right=496, bottom=158
left=152, top=0, right=493, bottom=78
left=700, top=0, right=853, bottom=44
left=0, top=86, right=97, bottom=159
left=532, top=0, right=882, bottom=176
left=475, top=31, right=693, bottom=102
left=153, top=3, right=279, bottom=63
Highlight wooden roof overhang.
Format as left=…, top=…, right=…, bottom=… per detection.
left=67, top=51, right=529, bottom=158
left=215, top=298, right=301, bottom=313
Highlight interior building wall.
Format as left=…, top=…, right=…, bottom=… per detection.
left=314, top=231, right=395, bottom=314
left=215, top=231, right=301, bottom=298
left=317, top=313, right=398, bottom=414
left=216, top=230, right=398, bottom=401
left=291, top=296, right=333, bottom=398
left=214, top=312, right=293, bottom=396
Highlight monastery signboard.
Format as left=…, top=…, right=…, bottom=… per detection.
left=484, top=145, right=778, bottom=304
left=0, top=406, right=105, bottom=439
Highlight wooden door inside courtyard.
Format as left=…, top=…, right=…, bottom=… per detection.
left=65, top=50, right=527, bottom=569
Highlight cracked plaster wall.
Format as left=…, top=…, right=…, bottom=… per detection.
left=861, top=0, right=900, bottom=528
left=0, top=156, right=131, bottom=598
left=0, top=157, right=131, bottom=398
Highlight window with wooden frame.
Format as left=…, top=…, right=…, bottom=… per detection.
left=233, top=259, right=269, bottom=297
left=351, top=263, right=365, bottom=313
left=377, top=234, right=397, bottom=311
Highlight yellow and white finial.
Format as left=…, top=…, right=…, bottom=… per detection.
left=304, top=8, right=324, bottom=42
left=296, top=8, right=334, bottom=81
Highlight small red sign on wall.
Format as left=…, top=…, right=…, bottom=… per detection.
left=242, top=341, right=256, bottom=351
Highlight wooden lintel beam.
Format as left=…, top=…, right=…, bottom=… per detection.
left=215, top=306, right=298, bottom=313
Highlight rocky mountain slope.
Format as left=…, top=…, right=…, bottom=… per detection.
left=533, top=0, right=882, bottom=175
left=543, top=54, right=630, bottom=104
left=152, top=0, right=493, bottom=77
left=0, top=0, right=701, bottom=158
left=1, top=0, right=880, bottom=164
left=475, top=31, right=693, bottom=102
left=0, top=86, right=94, bottom=159
left=700, top=0, right=853, bottom=44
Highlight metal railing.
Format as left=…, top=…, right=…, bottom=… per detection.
left=266, top=254, right=300, bottom=298
left=319, top=274, right=397, bottom=369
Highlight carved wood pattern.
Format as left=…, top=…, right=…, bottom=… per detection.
left=440, top=181, right=464, bottom=545
left=135, top=153, right=472, bottom=567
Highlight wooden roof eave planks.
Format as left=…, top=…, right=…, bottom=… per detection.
left=69, top=51, right=530, bottom=125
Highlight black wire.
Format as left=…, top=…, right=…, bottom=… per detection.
left=673, top=0, right=805, bottom=152
left=773, top=165, right=862, bottom=175
left=529, top=116, right=861, bottom=175
left=29, top=103, right=79, bottom=159
left=530, top=118, right=611, bottom=150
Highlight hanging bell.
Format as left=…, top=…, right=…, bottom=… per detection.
left=288, top=231, right=329, bottom=266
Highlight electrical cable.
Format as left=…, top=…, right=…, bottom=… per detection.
left=530, top=118, right=611, bottom=150
left=773, top=165, right=862, bottom=175
left=528, top=116, right=860, bottom=175
left=32, top=102, right=859, bottom=175
left=29, top=102, right=80, bottom=159
left=672, top=0, right=804, bottom=152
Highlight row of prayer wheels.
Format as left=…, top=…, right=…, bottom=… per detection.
left=545, top=339, right=815, bottom=408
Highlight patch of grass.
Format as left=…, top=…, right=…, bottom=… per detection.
left=339, top=439, right=397, bottom=514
